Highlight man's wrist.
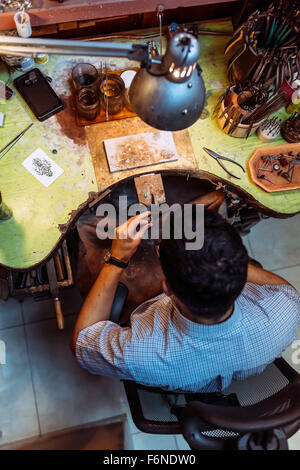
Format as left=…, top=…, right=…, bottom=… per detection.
left=104, top=249, right=129, bottom=268
left=102, top=262, right=124, bottom=275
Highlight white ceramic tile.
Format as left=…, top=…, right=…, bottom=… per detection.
left=22, top=297, right=54, bottom=324
left=0, top=298, right=23, bottom=330
left=25, top=314, right=128, bottom=434
left=274, top=265, right=300, bottom=293
left=247, top=214, right=300, bottom=271
left=132, top=432, right=178, bottom=450
left=123, top=417, right=135, bottom=450
left=175, top=435, right=191, bottom=450
left=22, top=286, right=83, bottom=324
left=0, top=326, right=39, bottom=445
left=288, top=429, right=300, bottom=450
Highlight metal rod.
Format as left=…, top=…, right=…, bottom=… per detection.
left=158, top=13, right=163, bottom=55
left=0, top=35, right=137, bottom=58
left=0, top=123, right=33, bottom=160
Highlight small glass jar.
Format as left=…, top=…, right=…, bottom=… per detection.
left=99, top=74, right=125, bottom=115
left=72, top=63, right=98, bottom=94
left=76, top=88, right=100, bottom=121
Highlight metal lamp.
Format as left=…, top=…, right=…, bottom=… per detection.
left=0, top=32, right=206, bottom=131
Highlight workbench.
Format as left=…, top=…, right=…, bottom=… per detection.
left=0, top=19, right=299, bottom=271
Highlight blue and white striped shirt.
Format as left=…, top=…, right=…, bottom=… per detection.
left=75, top=283, right=300, bottom=392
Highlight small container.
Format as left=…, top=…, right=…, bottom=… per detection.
left=217, top=100, right=264, bottom=138
left=14, top=11, right=32, bottom=38
left=99, top=73, right=125, bottom=115
left=76, top=88, right=100, bottom=121
left=286, top=90, right=300, bottom=114
left=34, top=53, right=49, bottom=64
left=72, top=63, right=98, bottom=94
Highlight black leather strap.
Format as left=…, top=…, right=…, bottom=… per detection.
left=104, top=250, right=129, bottom=269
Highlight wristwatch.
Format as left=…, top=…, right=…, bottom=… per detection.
left=104, top=250, right=129, bottom=269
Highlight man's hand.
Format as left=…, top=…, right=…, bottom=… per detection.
left=70, top=211, right=152, bottom=354
left=111, top=211, right=151, bottom=262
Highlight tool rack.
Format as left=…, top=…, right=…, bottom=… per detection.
left=7, top=240, right=74, bottom=330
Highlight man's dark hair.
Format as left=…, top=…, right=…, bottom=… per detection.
left=159, top=207, right=249, bottom=320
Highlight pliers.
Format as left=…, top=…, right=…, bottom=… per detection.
left=203, top=147, right=245, bottom=180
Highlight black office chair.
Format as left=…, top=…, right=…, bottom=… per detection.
left=111, top=283, right=300, bottom=450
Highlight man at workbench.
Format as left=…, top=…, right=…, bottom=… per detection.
left=70, top=209, right=300, bottom=392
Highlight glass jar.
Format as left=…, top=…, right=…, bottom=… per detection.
left=72, top=63, right=98, bottom=94
left=99, top=74, right=125, bottom=115
left=76, top=88, right=100, bottom=121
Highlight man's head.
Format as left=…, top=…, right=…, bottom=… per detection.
left=159, top=207, right=249, bottom=321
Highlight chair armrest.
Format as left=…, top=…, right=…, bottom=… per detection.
left=109, top=282, right=128, bottom=324
left=181, top=380, right=300, bottom=434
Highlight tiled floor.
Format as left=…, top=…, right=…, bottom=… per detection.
left=0, top=213, right=300, bottom=450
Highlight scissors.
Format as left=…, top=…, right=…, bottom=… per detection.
left=0, top=123, right=33, bottom=161
left=203, top=147, right=245, bottom=180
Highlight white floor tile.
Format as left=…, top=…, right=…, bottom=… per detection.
left=0, top=298, right=23, bottom=330
left=22, top=286, right=83, bottom=324
left=25, top=314, right=128, bottom=434
left=22, top=297, right=54, bottom=324
left=0, top=326, right=39, bottom=445
left=274, top=265, right=300, bottom=293
left=288, top=429, right=300, bottom=450
left=247, top=214, right=300, bottom=271
left=132, top=432, right=178, bottom=450
left=175, top=435, right=191, bottom=450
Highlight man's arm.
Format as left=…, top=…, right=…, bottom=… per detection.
left=247, top=263, right=293, bottom=287
left=70, top=211, right=151, bottom=355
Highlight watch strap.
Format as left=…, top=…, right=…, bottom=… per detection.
left=105, top=251, right=129, bottom=269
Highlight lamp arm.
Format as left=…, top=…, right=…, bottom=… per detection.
left=0, top=35, right=150, bottom=66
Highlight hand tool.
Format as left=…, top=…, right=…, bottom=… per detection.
left=46, top=257, right=64, bottom=330
left=203, top=147, right=245, bottom=179
left=0, top=122, right=33, bottom=161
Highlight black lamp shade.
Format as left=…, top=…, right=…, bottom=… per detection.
left=129, top=65, right=206, bottom=131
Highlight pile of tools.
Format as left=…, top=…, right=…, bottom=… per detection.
left=224, top=1, right=300, bottom=90
left=214, top=84, right=288, bottom=138
left=257, top=116, right=282, bottom=142
left=257, top=151, right=300, bottom=184
left=281, top=113, right=300, bottom=142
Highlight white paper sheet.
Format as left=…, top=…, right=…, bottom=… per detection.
left=22, top=148, right=64, bottom=188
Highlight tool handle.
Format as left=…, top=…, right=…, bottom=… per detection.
left=54, top=297, right=64, bottom=330
left=54, top=252, right=64, bottom=281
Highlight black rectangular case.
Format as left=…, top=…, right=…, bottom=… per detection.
left=14, top=68, right=64, bottom=121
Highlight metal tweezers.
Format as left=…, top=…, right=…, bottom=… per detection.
left=203, top=147, right=245, bottom=180
left=0, top=123, right=33, bottom=161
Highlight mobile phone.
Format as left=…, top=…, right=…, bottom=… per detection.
left=14, top=68, right=64, bottom=121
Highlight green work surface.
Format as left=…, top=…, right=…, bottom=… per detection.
left=0, top=62, right=97, bottom=269
left=0, top=20, right=299, bottom=270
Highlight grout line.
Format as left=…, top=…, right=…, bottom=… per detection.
left=21, top=308, right=42, bottom=437
left=273, top=263, right=300, bottom=272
